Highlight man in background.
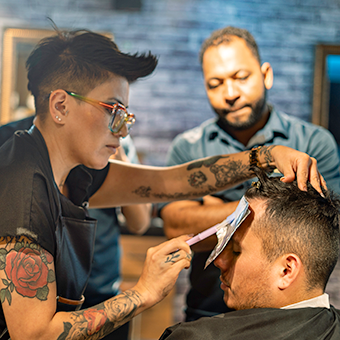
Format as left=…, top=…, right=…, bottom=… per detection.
left=0, top=116, right=151, bottom=340
left=160, top=26, right=340, bottom=321
left=160, top=168, right=340, bottom=339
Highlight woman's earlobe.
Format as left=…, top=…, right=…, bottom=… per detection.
left=53, top=104, right=69, bottom=122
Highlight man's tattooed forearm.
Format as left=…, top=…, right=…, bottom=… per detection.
left=187, top=155, right=230, bottom=170
left=57, top=290, right=143, bottom=340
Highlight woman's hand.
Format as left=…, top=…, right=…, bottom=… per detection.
left=262, top=145, right=327, bottom=195
left=134, top=235, right=192, bottom=307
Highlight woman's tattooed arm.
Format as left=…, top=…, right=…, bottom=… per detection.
left=0, top=237, right=148, bottom=339
left=130, top=146, right=292, bottom=201
left=132, top=151, right=253, bottom=200
left=57, top=290, right=143, bottom=340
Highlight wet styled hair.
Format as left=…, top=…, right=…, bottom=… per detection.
left=26, top=28, right=158, bottom=116
left=199, top=26, right=261, bottom=66
left=245, top=167, right=340, bottom=291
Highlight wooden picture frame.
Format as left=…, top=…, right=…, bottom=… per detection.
left=312, top=44, right=340, bottom=129
left=0, top=28, right=113, bottom=125
left=0, top=28, right=55, bottom=125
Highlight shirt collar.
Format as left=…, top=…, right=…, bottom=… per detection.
left=246, top=108, right=289, bottom=148
left=281, top=293, right=330, bottom=310
left=66, top=165, right=93, bottom=206
left=215, top=107, right=289, bottom=150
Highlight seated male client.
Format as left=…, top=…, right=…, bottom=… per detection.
left=160, top=167, right=340, bottom=339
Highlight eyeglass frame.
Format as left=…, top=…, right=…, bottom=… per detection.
left=64, top=90, right=135, bottom=133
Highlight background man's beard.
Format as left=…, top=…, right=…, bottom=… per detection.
left=215, top=93, right=267, bottom=132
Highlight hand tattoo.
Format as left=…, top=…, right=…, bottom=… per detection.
left=165, top=252, right=180, bottom=264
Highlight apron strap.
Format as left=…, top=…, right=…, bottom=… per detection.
left=57, top=295, right=85, bottom=311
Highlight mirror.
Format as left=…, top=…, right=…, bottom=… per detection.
left=0, top=28, right=55, bottom=124
left=312, top=44, right=340, bottom=148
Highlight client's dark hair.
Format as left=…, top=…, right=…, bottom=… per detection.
left=26, top=28, right=158, bottom=116
left=199, top=26, right=261, bottom=66
left=245, top=167, right=340, bottom=291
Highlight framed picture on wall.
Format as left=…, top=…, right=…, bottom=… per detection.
left=0, top=28, right=113, bottom=125
left=0, top=28, right=55, bottom=125
left=312, top=44, right=340, bottom=147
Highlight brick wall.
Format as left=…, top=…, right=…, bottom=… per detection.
left=0, top=0, right=340, bottom=164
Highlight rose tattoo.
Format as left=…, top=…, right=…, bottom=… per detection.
left=0, top=242, right=55, bottom=304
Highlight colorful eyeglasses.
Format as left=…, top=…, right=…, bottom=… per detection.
left=65, top=90, right=135, bottom=133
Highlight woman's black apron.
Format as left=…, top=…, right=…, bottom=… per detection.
left=55, top=213, right=97, bottom=312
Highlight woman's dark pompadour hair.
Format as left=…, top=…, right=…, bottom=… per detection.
left=26, top=28, right=158, bottom=114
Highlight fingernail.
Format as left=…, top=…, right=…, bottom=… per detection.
left=280, top=177, right=285, bottom=182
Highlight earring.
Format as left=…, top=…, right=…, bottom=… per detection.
left=64, top=110, right=69, bottom=116
left=55, top=115, right=62, bottom=122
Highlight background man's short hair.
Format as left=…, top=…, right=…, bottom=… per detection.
left=199, top=26, right=261, bottom=66
left=26, top=28, right=158, bottom=115
left=245, top=167, right=340, bottom=291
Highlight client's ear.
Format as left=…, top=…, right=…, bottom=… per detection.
left=276, top=254, right=302, bottom=290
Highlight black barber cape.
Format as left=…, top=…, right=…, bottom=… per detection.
left=160, top=307, right=340, bottom=339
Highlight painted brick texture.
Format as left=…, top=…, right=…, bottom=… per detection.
left=0, top=0, right=339, bottom=164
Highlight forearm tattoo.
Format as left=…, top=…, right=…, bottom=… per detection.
left=187, top=154, right=250, bottom=188
left=132, top=153, right=255, bottom=200
left=57, top=290, right=142, bottom=339
left=259, top=145, right=276, bottom=170
left=187, top=155, right=229, bottom=170
left=188, top=171, right=207, bottom=187
left=133, top=185, right=151, bottom=197
left=0, top=236, right=55, bottom=305
left=134, top=186, right=216, bottom=200
left=209, top=160, right=250, bottom=188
